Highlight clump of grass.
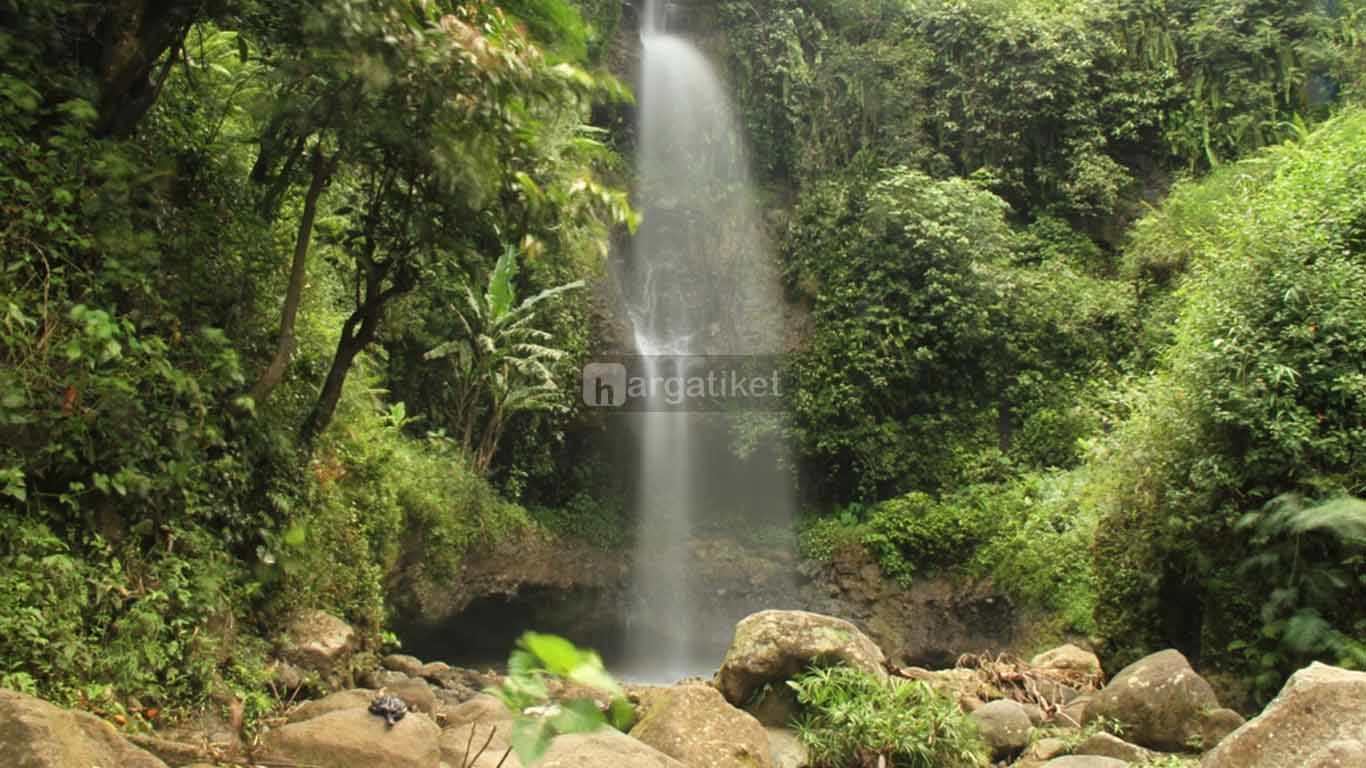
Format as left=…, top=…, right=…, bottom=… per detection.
left=789, top=665, right=986, bottom=768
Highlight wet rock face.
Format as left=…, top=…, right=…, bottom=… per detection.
left=1202, top=662, right=1366, bottom=768
left=796, top=546, right=1025, bottom=667
left=0, top=689, right=169, bottom=768
left=714, top=610, right=887, bottom=707
left=397, top=528, right=1029, bottom=675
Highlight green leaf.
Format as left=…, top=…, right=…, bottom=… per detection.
left=282, top=524, right=307, bottom=548
left=511, top=717, right=554, bottom=764
left=608, top=697, right=636, bottom=731
left=487, top=243, right=520, bottom=320
left=520, top=632, right=582, bottom=676
left=548, top=699, right=604, bottom=734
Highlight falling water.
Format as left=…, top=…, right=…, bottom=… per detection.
left=619, top=0, right=793, bottom=680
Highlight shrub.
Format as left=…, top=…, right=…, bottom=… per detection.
left=789, top=665, right=986, bottom=768
left=1090, top=109, right=1366, bottom=685
left=797, top=505, right=868, bottom=562
left=969, top=471, right=1099, bottom=634
left=862, top=491, right=1000, bottom=584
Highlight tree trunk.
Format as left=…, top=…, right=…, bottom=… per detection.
left=87, top=0, right=206, bottom=136
left=301, top=266, right=414, bottom=444
left=247, top=148, right=335, bottom=407
left=301, top=311, right=374, bottom=445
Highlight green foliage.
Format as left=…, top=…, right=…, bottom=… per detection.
left=1233, top=494, right=1366, bottom=698
left=292, top=376, right=530, bottom=627
left=798, top=473, right=1100, bottom=633
left=789, top=665, right=986, bottom=768
left=529, top=487, right=627, bottom=549
left=786, top=169, right=1014, bottom=498
left=722, top=0, right=1354, bottom=200
left=969, top=472, right=1100, bottom=634
left=424, top=242, right=585, bottom=474
left=1091, top=109, right=1366, bottom=687
left=797, top=505, right=869, bottom=562
left=863, top=491, right=1000, bottom=584
left=0, top=0, right=627, bottom=716
left=492, top=632, right=634, bottom=764
left=786, top=167, right=1133, bottom=500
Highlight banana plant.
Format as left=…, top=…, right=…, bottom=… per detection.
left=425, top=242, right=583, bottom=473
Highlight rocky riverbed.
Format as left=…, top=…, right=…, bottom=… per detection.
left=3, top=608, right=1364, bottom=768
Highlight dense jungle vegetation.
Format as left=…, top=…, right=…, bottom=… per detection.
left=1, top=0, right=1364, bottom=725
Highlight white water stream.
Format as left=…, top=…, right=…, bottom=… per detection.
left=619, top=0, right=793, bottom=680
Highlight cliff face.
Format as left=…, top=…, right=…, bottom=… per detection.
left=393, top=526, right=1038, bottom=672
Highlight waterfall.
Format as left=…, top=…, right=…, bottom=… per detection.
left=618, top=0, right=793, bottom=680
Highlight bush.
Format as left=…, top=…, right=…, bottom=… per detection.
left=797, top=505, right=868, bottom=562
left=286, top=375, right=530, bottom=630
left=790, top=665, right=986, bottom=768
left=969, top=472, right=1099, bottom=634
left=1090, top=109, right=1366, bottom=687
left=863, top=491, right=1000, bottom=584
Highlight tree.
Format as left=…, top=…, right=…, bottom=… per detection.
left=222, top=0, right=624, bottom=441
left=425, top=243, right=583, bottom=473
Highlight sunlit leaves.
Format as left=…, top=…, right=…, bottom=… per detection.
left=493, top=632, right=632, bottom=764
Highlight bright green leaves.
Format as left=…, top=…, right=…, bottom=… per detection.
left=1091, top=109, right=1366, bottom=694
left=492, top=632, right=634, bottom=764
left=0, top=467, right=24, bottom=503
left=487, top=244, right=520, bottom=320
left=423, top=243, right=584, bottom=473
left=787, top=167, right=1123, bottom=499
left=789, top=665, right=986, bottom=768
left=64, top=305, right=125, bottom=366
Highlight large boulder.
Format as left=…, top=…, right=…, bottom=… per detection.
left=262, top=706, right=440, bottom=768
left=969, top=699, right=1032, bottom=760
left=631, top=683, right=774, bottom=768
left=286, top=689, right=373, bottom=723
left=443, top=722, right=686, bottom=768
left=715, top=610, right=887, bottom=707
left=1041, top=758, right=1128, bottom=768
left=766, top=727, right=809, bottom=768
left=1031, top=644, right=1103, bottom=680
left=1085, top=649, right=1219, bottom=751
left=278, top=609, right=358, bottom=678
left=0, top=689, right=168, bottom=768
left=1074, top=732, right=1153, bottom=763
left=1201, top=662, right=1366, bottom=768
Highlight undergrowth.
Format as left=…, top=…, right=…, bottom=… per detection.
left=789, top=665, right=986, bottom=768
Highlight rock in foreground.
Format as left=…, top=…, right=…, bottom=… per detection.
left=1041, top=758, right=1128, bottom=768
left=631, top=683, right=773, bottom=768
left=1085, top=649, right=1218, bottom=751
left=1201, top=662, right=1366, bottom=768
left=715, top=610, right=887, bottom=707
left=969, top=699, right=1032, bottom=760
left=263, top=706, right=440, bottom=768
left=0, top=688, right=168, bottom=768
left=446, top=722, right=687, bottom=768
